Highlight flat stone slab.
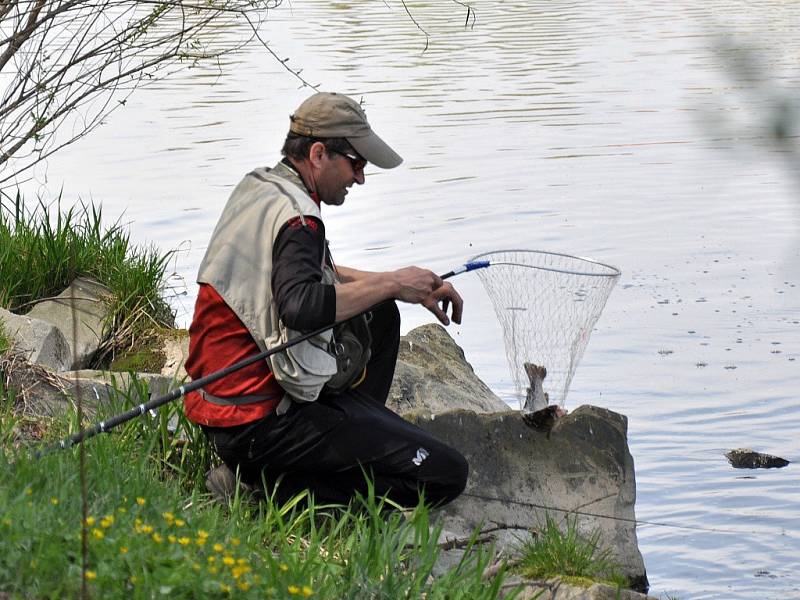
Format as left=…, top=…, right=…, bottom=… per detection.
left=26, top=277, right=112, bottom=369
left=4, top=362, right=174, bottom=419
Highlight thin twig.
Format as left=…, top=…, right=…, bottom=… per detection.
left=451, top=0, right=476, bottom=29
left=438, top=533, right=494, bottom=551
left=399, top=0, right=429, bottom=52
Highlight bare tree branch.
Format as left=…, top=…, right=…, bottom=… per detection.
left=0, top=0, right=476, bottom=188
left=0, top=0, right=304, bottom=187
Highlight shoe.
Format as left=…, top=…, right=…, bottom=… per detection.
left=205, top=464, right=257, bottom=505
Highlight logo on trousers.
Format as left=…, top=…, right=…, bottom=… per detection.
left=412, top=447, right=429, bottom=466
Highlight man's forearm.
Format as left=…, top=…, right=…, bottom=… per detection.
left=334, top=272, right=398, bottom=320
left=334, top=265, right=373, bottom=284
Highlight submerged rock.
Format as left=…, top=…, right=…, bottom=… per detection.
left=725, top=448, right=790, bottom=469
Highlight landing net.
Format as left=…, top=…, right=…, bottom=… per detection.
left=471, top=249, right=620, bottom=409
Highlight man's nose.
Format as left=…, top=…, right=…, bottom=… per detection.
left=354, top=169, right=365, bottom=185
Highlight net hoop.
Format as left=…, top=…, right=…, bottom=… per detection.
left=469, top=249, right=620, bottom=408
left=470, top=249, right=621, bottom=279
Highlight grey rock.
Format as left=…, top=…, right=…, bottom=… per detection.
left=409, top=406, right=648, bottom=592
left=388, top=323, right=509, bottom=415
left=159, top=331, right=190, bottom=380
left=725, top=448, right=790, bottom=469
left=0, top=307, right=72, bottom=371
left=512, top=578, right=658, bottom=600
left=26, top=277, right=112, bottom=369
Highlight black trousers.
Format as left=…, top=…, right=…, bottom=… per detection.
left=203, top=301, right=468, bottom=508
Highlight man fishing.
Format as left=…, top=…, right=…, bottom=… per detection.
left=184, top=91, right=468, bottom=508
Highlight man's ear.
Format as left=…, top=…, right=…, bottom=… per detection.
left=308, top=141, right=327, bottom=168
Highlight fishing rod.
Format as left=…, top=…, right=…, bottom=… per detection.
left=35, top=260, right=492, bottom=458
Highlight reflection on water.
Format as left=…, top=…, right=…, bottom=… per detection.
left=15, top=1, right=800, bottom=597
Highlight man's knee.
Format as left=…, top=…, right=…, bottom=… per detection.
left=426, top=445, right=468, bottom=507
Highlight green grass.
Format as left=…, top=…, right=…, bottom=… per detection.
left=0, top=321, right=9, bottom=356
left=0, top=193, right=174, bottom=366
left=517, top=514, right=627, bottom=588
left=0, top=380, right=513, bottom=599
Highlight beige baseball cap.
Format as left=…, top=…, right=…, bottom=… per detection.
left=289, top=92, right=403, bottom=169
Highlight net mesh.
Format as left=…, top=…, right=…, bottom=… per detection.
left=471, top=250, right=620, bottom=409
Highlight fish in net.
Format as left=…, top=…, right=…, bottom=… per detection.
left=470, top=249, right=620, bottom=420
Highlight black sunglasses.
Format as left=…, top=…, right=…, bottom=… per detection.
left=329, top=149, right=367, bottom=172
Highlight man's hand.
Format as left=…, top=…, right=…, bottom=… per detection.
left=422, top=282, right=463, bottom=326
left=334, top=265, right=463, bottom=324
left=392, top=266, right=444, bottom=304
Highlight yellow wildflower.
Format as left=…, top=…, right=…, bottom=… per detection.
left=195, top=536, right=207, bottom=546
left=288, top=585, right=300, bottom=595
left=85, top=570, right=97, bottom=580
left=117, top=507, right=127, bottom=514
left=192, top=563, right=201, bottom=572
left=231, top=537, right=240, bottom=546
left=236, top=558, right=248, bottom=566
left=207, top=556, right=216, bottom=564
left=213, top=543, right=224, bottom=553
left=141, top=525, right=154, bottom=534
left=174, top=519, right=185, bottom=527
left=197, top=529, right=209, bottom=538
left=134, top=518, right=142, bottom=526
left=91, top=528, right=104, bottom=540
left=219, top=582, right=231, bottom=593
left=208, top=566, right=219, bottom=575
left=25, top=488, right=32, bottom=496
left=279, top=563, right=289, bottom=572
left=178, top=537, right=191, bottom=546
left=136, top=497, right=146, bottom=506
left=50, top=497, right=59, bottom=505
left=130, top=575, right=138, bottom=584
left=222, top=556, right=235, bottom=566
left=162, top=512, right=175, bottom=523
left=152, top=533, right=163, bottom=543
left=232, top=565, right=251, bottom=579
left=302, top=586, right=313, bottom=597
left=168, top=535, right=177, bottom=544
left=120, top=546, right=129, bottom=554
left=237, top=581, right=251, bottom=591
left=84, top=516, right=96, bottom=526
left=100, top=515, right=114, bottom=528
